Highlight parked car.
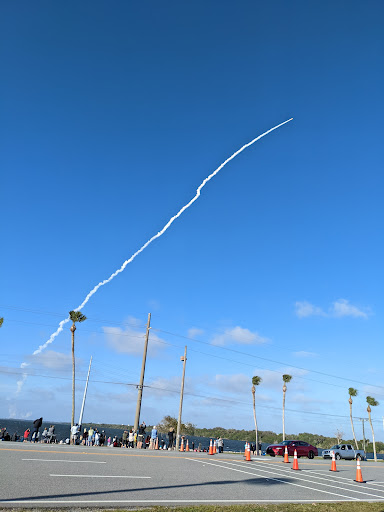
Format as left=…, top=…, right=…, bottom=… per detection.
left=322, top=444, right=365, bottom=461
left=266, top=440, right=318, bottom=459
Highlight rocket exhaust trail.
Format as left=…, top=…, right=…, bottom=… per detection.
left=18, top=118, right=293, bottom=389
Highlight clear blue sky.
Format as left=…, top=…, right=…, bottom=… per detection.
left=1, top=0, right=383, bottom=440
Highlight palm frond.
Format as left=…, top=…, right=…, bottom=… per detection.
left=282, top=374, right=292, bottom=383
left=348, top=387, right=358, bottom=397
left=366, top=396, right=379, bottom=407
left=252, top=375, right=262, bottom=386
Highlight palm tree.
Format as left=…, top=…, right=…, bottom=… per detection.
left=348, top=387, right=359, bottom=449
left=0, top=317, right=3, bottom=328
left=251, top=376, right=262, bottom=455
left=282, top=374, right=292, bottom=441
left=69, top=310, right=87, bottom=436
left=366, top=396, right=379, bottom=461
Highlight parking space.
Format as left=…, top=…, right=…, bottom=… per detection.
left=1, top=443, right=384, bottom=507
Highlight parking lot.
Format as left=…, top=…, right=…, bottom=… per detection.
left=1, top=442, right=384, bottom=507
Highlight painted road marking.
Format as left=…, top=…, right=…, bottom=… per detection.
left=186, top=458, right=358, bottom=501
left=23, top=459, right=106, bottom=463
left=217, top=460, right=384, bottom=500
left=228, top=459, right=384, bottom=496
left=2, top=499, right=384, bottom=504
left=50, top=474, right=151, bottom=478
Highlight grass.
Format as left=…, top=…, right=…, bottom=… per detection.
left=2, top=504, right=384, bottom=512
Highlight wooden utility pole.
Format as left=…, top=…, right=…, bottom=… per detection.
left=133, top=313, right=151, bottom=432
left=176, top=345, right=187, bottom=451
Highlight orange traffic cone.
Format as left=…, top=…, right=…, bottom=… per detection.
left=244, top=443, right=251, bottom=461
left=180, top=438, right=184, bottom=452
left=209, top=439, right=214, bottom=455
left=330, top=450, right=338, bottom=472
left=244, top=442, right=248, bottom=458
left=292, top=449, right=300, bottom=470
left=283, top=445, right=290, bottom=463
left=155, top=438, right=159, bottom=450
left=186, top=439, right=189, bottom=452
left=354, top=458, right=365, bottom=483
left=213, top=440, right=217, bottom=454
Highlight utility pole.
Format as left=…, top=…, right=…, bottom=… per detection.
left=360, top=418, right=366, bottom=453
left=133, top=313, right=151, bottom=432
left=78, top=355, right=92, bottom=429
left=175, top=345, right=187, bottom=451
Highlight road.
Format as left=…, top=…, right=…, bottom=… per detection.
left=1, top=442, right=384, bottom=507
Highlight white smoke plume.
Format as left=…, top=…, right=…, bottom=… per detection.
left=17, top=118, right=293, bottom=391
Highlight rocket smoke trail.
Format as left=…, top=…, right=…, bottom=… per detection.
left=17, top=118, right=293, bottom=392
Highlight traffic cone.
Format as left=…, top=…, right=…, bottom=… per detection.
left=330, top=450, right=338, bottom=472
left=213, top=440, right=217, bottom=454
left=244, top=442, right=248, bottom=458
left=155, top=438, right=159, bottom=450
left=283, top=445, right=290, bottom=463
left=209, top=439, right=214, bottom=455
left=292, top=449, right=300, bottom=470
left=186, top=439, right=189, bottom=452
left=180, top=438, right=184, bottom=452
left=244, top=443, right=251, bottom=461
left=354, top=458, right=365, bottom=483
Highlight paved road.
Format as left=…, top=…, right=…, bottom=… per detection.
left=1, top=442, right=384, bottom=507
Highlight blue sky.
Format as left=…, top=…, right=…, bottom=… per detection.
left=1, top=0, right=383, bottom=440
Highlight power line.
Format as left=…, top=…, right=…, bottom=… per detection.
left=151, top=327, right=384, bottom=391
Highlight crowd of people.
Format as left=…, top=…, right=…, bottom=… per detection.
left=1, top=418, right=227, bottom=453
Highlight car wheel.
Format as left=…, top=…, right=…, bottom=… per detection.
left=335, top=453, right=341, bottom=460
left=308, top=450, right=314, bottom=459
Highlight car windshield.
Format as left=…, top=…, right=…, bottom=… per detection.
left=330, top=445, right=340, bottom=449
left=279, top=441, right=292, bottom=446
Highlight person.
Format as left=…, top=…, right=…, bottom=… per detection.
left=31, top=417, right=43, bottom=442
left=94, top=430, right=100, bottom=446
left=48, top=425, right=55, bottom=443
left=128, top=429, right=134, bottom=448
left=11, top=431, right=18, bottom=442
left=168, top=427, right=174, bottom=450
left=122, top=430, right=128, bottom=448
left=137, top=422, right=146, bottom=449
left=41, top=428, right=48, bottom=443
left=192, top=441, right=195, bottom=451
left=82, top=428, right=88, bottom=446
left=99, top=431, right=105, bottom=446
left=150, top=425, right=158, bottom=449
left=217, top=437, right=224, bottom=453
left=87, top=426, right=94, bottom=446
left=71, top=423, right=80, bottom=444
left=107, top=436, right=111, bottom=447
left=24, top=429, right=30, bottom=442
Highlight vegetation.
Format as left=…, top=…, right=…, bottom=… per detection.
left=282, top=374, right=292, bottom=441
left=366, top=395, right=379, bottom=461
left=84, top=503, right=384, bottom=512
left=348, top=387, right=359, bottom=449
left=0, top=317, right=3, bottom=327
left=69, top=310, right=87, bottom=434
left=252, top=375, right=262, bottom=455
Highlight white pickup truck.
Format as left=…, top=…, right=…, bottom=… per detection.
left=322, top=444, right=366, bottom=461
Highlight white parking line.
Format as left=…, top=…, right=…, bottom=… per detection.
left=22, top=459, right=106, bottom=463
left=2, top=499, right=383, bottom=504
left=186, top=458, right=358, bottom=501
left=217, top=460, right=384, bottom=500
left=50, top=474, right=150, bottom=478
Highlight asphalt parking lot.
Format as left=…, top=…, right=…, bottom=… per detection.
left=1, top=442, right=384, bottom=507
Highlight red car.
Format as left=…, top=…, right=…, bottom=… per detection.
left=266, top=440, right=318, bottom=459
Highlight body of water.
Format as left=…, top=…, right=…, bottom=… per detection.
left=1, top=419, right=382, bottom=459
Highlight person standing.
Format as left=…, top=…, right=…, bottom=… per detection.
left=122, top=430, right=128, bottom=448
left=137, top=422, right=146, bottom=449
left=128, top=429, right=134, bottom=448
left=168, top=427, right=174, bottom=450
left=150, top=425, right=158, bottom=449
left=30, top=418, right=43, bottom=442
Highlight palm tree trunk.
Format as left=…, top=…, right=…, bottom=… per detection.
left=368, top=410, right=377, bottom=462
left=282, top=389, right=286, bottom=441
left=349, top=399, right=359, bottom=449
left=71, top=325, right=75, bottom=438
left=252, top=390, right=259, bottom=456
